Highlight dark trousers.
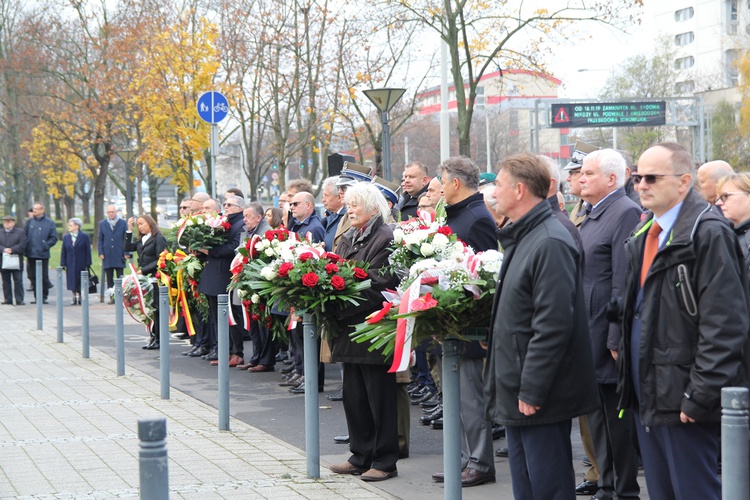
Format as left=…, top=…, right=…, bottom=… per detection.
left=460, top=357, right=494, bottom=473
left=633, top=410, right=720, bottom=500
left=343, top=362, right=399, bottom=473
left=249, top=320, right=276, bottom=366
left=193, top=315, right=208, bottom=348
left=1, top=269, right=23, bottom=304
left=104, top=267, right=123, bottom=290
left=506, top=420, right=576, bottom=500
left=229, top=304, right=245, bottom=357
left=588, top=383, right=640, bottom=499
left=415, top=347, right=437, bottom=393
left=205, top=295, right=219, bottom=349
left=27, top=257, right=50, bottom=300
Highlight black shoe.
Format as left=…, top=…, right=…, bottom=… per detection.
left=182, top=346, right=198, bottom=356
left=408, top=384, right=426, bottom=397
left=176, top=332, right=190, bottom=340
left=419, top=394, right=441, bottom=408
left=290, top=383, right=305, bottom=394
left=275, top=351, right=287, bottom=362
left=144, top=342, right=160, bottom=350
left=280, top=365, right=294, bottom=374
left=327, top=390, right=343, bottom=401
left=420, top=409, right=443, bottom=425
left=16, top=302, right=24, bottom=305
left=411, top=391, right=437, bottom=405
left=333, top=434, right=349, bottom=444
left=492, top=424, right=506, bottom=440
left=574, top=479, right=598, bottom=496
left=189, top=346, right=210, bottom=357
left=43, top=299, right=49, bottom=304
left=430, top=418, right=443, bottom=430
left=1, top=301, right=11, bottom=305
left=26, top=287, right=33, bottom=291
left=205, top=348, right=218, bottom=361
left=495, top=447, right=508, bottom=458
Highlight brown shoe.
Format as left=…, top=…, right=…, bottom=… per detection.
left=360, top=468, right=397, bottom=482
left=461, top=467, right=495, bottom=487
left=237, top=362, right=258, bottom=370
left=329, top=462, right=366, bottom=475
left=229, top=356, right=244, bottom=368
left=248, top=364, right=274, bottom=372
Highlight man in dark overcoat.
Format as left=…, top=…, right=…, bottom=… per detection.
left=0, top=215, right=27, bottom=305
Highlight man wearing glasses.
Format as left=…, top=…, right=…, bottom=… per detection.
left=618, top=142, right=749, bottom=500
left=178, top=198, right=192, bottom=216
left=289, top=192, right=325, bottom=243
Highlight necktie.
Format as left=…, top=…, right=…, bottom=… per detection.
left=640, top=221, right=662, bottom=287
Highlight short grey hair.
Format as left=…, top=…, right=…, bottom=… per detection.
left=245, top=202, right=264, bottom=218
left=585, top=149, right=627, bottom=189
left=226, top=195, right=245, bottom=209
left=439, top=156, right=480, bottom=191
left=344, top=183, right=390, bottom=223
left=323, top=176, right=340, bottom=195
left=68, top=217, right=83, bottom=228
left=538, top=155, right=561, bottom=185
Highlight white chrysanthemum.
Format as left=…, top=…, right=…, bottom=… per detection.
left=431, top=233, right=449, bottom=249
left=251, top=293, right=260, bottom=304
left=185, top=219, right=194, bottom=226
left=260, top=266, right=276, bottom=280
left=393, top=228, right=405, bottom=244
left=420, top=242, right=435, bottom=257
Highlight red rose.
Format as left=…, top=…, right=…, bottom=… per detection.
left=437, top=226, right=452, bottom=236
left=159, top=261, right=166, bottom=269
left=155, top=271, right=161, bottom=279
left=251, top=314, right=260, bottom=321
left=278, top=262, right=294, bottom=278
left=325, top=252, right=341, bottom=263
left=265, top=230, right=275, bottom=240
left=324, top=263, right=339, bottom=274
left=353, top=267, right=368, bottom=280
left=299, top=252, right=314, bottom=262
left=258, top=303, right=266, bottom=312
left=301, top=272, right=319, bottom=287
left=277, top=229, right=289, bottom=241
left=331, top=275, right=346, bottom=290
left=242, top=300, right=252, bottom=307
left=221, top=221, right=231, bottom=230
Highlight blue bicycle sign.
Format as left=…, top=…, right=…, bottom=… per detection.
left=197, top=92, right=229, bottom=124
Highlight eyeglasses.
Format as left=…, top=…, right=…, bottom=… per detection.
left=223, top=203, right=238, bottom=208
left=631, top=173, right=684, bottom=185
left=289, top=202, right=302, bottom=207
left=717, top=191, right=748, bottom=203
left=179, top=206, right=190, bottom=210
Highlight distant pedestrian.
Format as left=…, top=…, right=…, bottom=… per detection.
left=25, top=203, right=58, bottom=304
left=0, top=215, right=27, bottom=305
left=61, top=218, right=92, bottom=305
left=98, top=204, right=127, bottom=296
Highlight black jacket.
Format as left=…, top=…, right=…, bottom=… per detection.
left=484, top=200, right=599, bottom=426
left=124, top=232, right=167, bottom=277
left=198, top=211, right=245, bottom=296
left=618, top=190, right=750, bottom=425
left=734, top=218, right=750, bottom=279
left=398, top=184, right=429, bottom=221
left=328, top=215, right=399, bottom=365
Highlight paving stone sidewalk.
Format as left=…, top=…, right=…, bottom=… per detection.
left=0, top=308, right=390, bottom=499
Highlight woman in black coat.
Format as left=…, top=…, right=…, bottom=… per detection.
left=60, top=218, right=92, bottom=305
left=326, top=183, right=401, bottom=482
left=125, top=214, right=167, bottom=349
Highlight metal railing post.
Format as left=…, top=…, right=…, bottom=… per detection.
left=35, top=260, right=42, bottom=329
left=442, top=339, right=462, bottom=500
left=81, top=270, right=89, bottom=358
left=159, top=286, right=169, bottom=399
left=217, top=294, right=230, bottom=430
left=722, top=387, right=749, bottom=500
left=302, top=312, right=320, bottom=478
left=115, top=278, right=125, bottom=376
left=56, top=267, right=63, bottom=343
left=138, top=417, right=169, bottom=499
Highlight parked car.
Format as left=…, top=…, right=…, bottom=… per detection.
left=161, top=204, right=178, bottom=219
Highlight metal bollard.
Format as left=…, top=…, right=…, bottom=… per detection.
left=722, top=387, right=749, bottom=500
left=159, top=286, right=169, bottom=399
left=138, top=417, right=169, bottom=499
left=56, top=267, right=63, bottom=343
left=302, top=312, right=320, bottom=478
left=35, top=260, right=42, bottom=329
left=441, top=339, right=462, bottom=500
left=217, top=294, right=230, bottom=430
left=115, top=278, right=125, bottom=376
left=81, top=270, right=90, bottom=358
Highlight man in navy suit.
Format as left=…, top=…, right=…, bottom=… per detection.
left=98, top=204, right=128, bottom=297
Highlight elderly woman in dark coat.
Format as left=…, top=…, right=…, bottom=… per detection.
left=327, top=182, right=401, bottom=482
left=61, top=218, right=92, bottom=305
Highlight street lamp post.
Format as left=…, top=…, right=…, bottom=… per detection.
left=363, top=88, right=406, bottom=182
left=115, top=150, right=138, bottom=222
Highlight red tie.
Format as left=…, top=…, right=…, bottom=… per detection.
left=640, top=221, right=662, bottom=287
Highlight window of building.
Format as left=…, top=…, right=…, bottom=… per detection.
left=728, top=0, right=739, bottom=33
left=675, top=7, right=694, bottom=21
left=675, top=80, right=695, bottom=94
left=675, top=56, right=695, bottom=69
left=674, top=32, right=695, bottom=46
left=726, top=49, right=740, bottom=86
